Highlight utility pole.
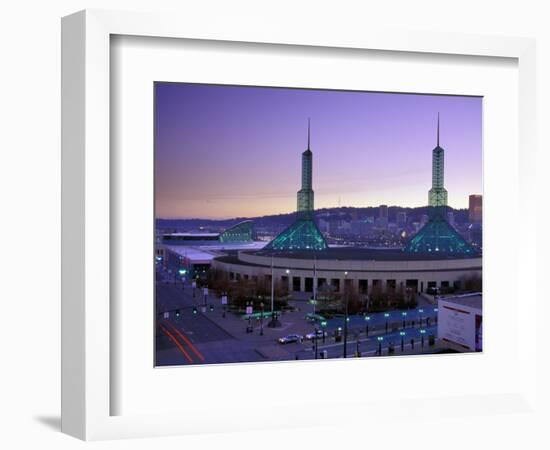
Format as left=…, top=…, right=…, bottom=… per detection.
left=270, top=253, right=275, bottom=327
left=343, top=271, right=349, bottom=358
left=314, top=326, right=319, bottom=360
left=312, top=252, right=317, bottom=317
left=260, top=302, right=264, bottom=336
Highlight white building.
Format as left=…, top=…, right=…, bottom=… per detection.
left=437, top=293, right=482, bottom=352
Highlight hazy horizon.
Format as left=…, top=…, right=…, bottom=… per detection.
left=155, top=83, right=482, bottom=220
left=156, top=204, right=470, bottom=222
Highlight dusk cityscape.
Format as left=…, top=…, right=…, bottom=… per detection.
left=154, top=83, right=483, bottom=366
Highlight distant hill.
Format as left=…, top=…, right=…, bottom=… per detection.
left=156, top=206, right=468, bottom=231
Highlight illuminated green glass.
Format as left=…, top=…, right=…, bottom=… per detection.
left=404, top=210, right=477, bottom=255
left=219, top=220, right=254, bottom=243
left=265, top=218, right=327, bottom=251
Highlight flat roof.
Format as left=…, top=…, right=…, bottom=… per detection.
left=439, top=293, right=482, bottom=310
left=250, top=247, right=481, bottom=262
left=165, top=241, right=267, bottom=264
left=165, top=246, right=214, bottom=263
left=199, top=242, right=267, bottom=251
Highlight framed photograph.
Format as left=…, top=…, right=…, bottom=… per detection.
left=62, top=9, right=538, bottom=441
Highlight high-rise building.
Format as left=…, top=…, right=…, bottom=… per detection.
left=376, top=205, right=388, bottom=228
left=297, top=119, right=314, bottom=216
left=469, top=194, right=482, bottom=223
left=396, top=211, right=407, bottom=226
left=428, top=114, right=448, bottom=207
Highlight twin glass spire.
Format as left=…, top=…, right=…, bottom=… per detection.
left=428, top=113, right=448, bottom=207
left=267, top=115, right=472, bottom=254
left=297, top=118, right=314, bottom=216
left=265, top=119, right=328, bottom=251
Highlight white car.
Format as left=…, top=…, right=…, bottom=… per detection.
left=278, top=334, right=303, bottom=344
left=305, top=330, right=328, bottom=340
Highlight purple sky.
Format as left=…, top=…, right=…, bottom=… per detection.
left=155, top=83, right=482, bottom=219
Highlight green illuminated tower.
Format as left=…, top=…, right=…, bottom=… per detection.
left=428, top=114, right=448, bottom=207
left=297, top=119, right=314, bottom=216
left=265, top=120, right=327, bottom=251
left=404, top=114, right=477, bottom=255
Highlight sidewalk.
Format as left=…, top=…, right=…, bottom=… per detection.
left=185, top=288, right=315, bottom=343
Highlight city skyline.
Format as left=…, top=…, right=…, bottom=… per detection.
left=155, top=83, right=482, bottom=219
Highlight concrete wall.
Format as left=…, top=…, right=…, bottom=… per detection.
left=211, top=255, right=482, bottom=294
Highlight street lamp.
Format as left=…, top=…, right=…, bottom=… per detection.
left=178, top=268, right=187, bottom=290
left=377, top=336, right=384, bottom=356
left=268, top=254, right=279, bottom=328
left=420, top=328, right=426, bottom=348
left=310, top=256, right=319, bottom=359
left=314, top=325, right=319, bottom=360
left=364, top=315, right=371, bottom=336
left=312, top=253, right=317, bottom=318
left=222, top=292, right=227, bottom=318
left=285, top=269, right=290, bottom=293
left=399, top=331, right=406, bottom=351
left=343, top=271, right=349, bottom=358
left=260, top=302, right=264, bottom=336
left=384, top=312, right=390, bottom=333
left=401, top=311, right=407, bottom=328
left=246, top=301, right=253, bottom=334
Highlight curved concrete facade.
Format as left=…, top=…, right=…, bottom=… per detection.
left=212, top=249, right=482, bottom=294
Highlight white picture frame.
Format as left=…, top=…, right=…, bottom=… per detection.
left=61, top=9, right=539, bottom=441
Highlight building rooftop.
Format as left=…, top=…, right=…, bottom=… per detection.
left=162, top=220, right=256, bottom=244
left=245, top=246, right=481, bottom=262
left=166, top=241, right=267, bottom=264
left=439, top=293, right=482, bottom=311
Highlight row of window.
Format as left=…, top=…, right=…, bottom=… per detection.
left=228, top=271, right=456, bottom=294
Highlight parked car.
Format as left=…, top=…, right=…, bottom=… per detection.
left=304, top=330, right=328, bottom=340
left=278, top=334, right=303, bottom=344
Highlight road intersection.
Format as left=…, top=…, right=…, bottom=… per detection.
left=155, top=266, right=441, bottom=366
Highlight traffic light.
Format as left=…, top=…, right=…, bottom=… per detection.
left=176, top=309, right=180, bottom=317
left=192, top=307, right=198, bottom=315
left=209, top=305, right=214, bottom=312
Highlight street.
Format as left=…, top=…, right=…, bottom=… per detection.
left=155, top=265, right=440, bottom=366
